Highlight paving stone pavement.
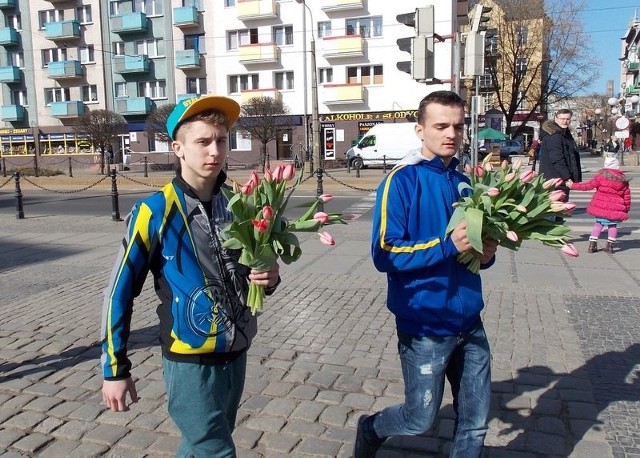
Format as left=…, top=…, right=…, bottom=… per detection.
left=1, top=162, right=639, bottom=457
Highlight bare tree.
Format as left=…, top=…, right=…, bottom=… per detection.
left=482, top=0, right=599, bottom=137
left=75, top=110, right=128, bottom=175
left=236, top=96, right=295, bottom=171
left=145, top=103, right=175, bottom=146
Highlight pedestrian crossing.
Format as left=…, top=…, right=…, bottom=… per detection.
left=342, top=192, right=377, bottom=220
left=566, top=189, right=639, bottom=236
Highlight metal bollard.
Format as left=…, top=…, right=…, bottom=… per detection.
left=34, top=156, right=39, bottom=178
left=383, top=155, right=387, bottom=174
left=315, top=168, right=324, bottom=212
left=347, top=159, right=351, bottom=174
left=68, top=157, right=73, bottom=178
left=355, top=161, right=361, bottom=178
left=110, top=169, right=122, bottom=221
left=1, top=157, right=5, bottom=177
left=144, top=155, right=148, bottom=178
left=14, top=172, right=24, bottom=219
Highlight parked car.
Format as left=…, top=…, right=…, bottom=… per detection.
left=479, top=139, right=525, bottom=162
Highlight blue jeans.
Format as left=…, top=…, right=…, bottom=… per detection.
left=163, top=353, right=247, bottom=458
left=372, top=322, right=491, bottom=457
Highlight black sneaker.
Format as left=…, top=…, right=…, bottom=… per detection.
left=353, top=414, right=382, bottom=458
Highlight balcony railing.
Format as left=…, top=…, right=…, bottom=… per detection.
left=321, top=35, right=364, bottom=59
left=49, top=101, right=85, bottom=118
left=44, top=20, right=81, bottom=41
left=113, top=55, right=150, bottom=74
left=0, top=65, right=20, bottom=83
left=239, top=43, right=280, bottom=64
left=240, top=88, right=281, bottom=104
left=116, top=97, right=153, bottom=115
left=111, top=13, right=148, bottom=34
left=237, top=0, right=278, bottom=21
left=0, top=0, right=16, bottom=9
left=47, top=60, right=83, bottom=79
left=628, top=62, right=640, bottom=72
left=0, top=27, right=19, bottom=46
left=625, top=84, right=640, bottom=95
left=320, top=0, right=364, bottom=13
left=322, top=83, right=365, bottom=105
left=175, top=49, right=202, bottom=69
left=173, top=6, right=200, bottom=28
left=0, top=105, right=24, bottom=122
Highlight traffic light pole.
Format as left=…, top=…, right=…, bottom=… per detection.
left=471, top=75, right=480, bottom=167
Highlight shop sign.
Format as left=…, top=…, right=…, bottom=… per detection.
left=320, top=110, right=418, bottom=122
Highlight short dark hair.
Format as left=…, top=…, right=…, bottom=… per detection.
left=417, top=91, right=465, bottom=124
left=555, top=108, right=573, bottom=117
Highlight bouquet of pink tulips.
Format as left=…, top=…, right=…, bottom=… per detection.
left=445, top=154, right=578, bottom=273
left=220, top=164, right=346, bottom=314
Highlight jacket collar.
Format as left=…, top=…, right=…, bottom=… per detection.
left=172, top=170, right=228, bottom=201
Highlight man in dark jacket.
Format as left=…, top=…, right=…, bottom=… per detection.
left=539, top=109, right=582, bottom=201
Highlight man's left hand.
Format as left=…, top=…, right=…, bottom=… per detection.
left=473, top=239, right=498, bottom=264
left=249, top=263, right=280, bottom=288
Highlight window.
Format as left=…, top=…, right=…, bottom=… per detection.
left=479, top=68, right=493, bottom=88
left=135, top=0, right=163, bottom=15
left=76, top=5, right=92, bottom=24
left=345, top=16, right=382, bottom=38
left=229, top=129, right=251, bottom=151
left=185, top=34, right=205, bottom=53
left=183, top=0, right=204, bottom=9
left=227, top=29, right=258, bottom=50
left=81, top=84, right=98, bottom=102
left=44, top=87, right=70, bottom=105
left=486, top=33, right=499, bottom=57
left=229, top=74, right=259, bottom=93
left=347, top=65, right=383, bottom=85
left=275, top=71, right=294, bottom=90
left=187, top=77, right=207, bottom=94
left=516, top=57, right=528, bottom=77
left=138, top=80, right=166, bottom=99
left=79, top=45, right=95, bottom=63
left=481, top=92, right=494, bottom=111
left=319, top=68, right=333, bottom=84
left=318, top=21, right=331, bottom=38
left=42, top=48, right=68, bottom=67
left=225, top=0, right=236, bottom=6
left=8, top=51, right=24, bottom=68
left=115, top=82, right=128, bottom=97
left=6, top=14, right=21, bottom=30
left=39, top=10, right=63, bottom=29
left=516, top=25, right=528, bottom=47
left=136, top=38, right=163, bottom=57
left=113, top=41, right=125, bottom=56
left=12, top=90, right=27, bottom=106
left=110, top=0, right=121, bottom=16
left=273, top=25, right=293, bottom=46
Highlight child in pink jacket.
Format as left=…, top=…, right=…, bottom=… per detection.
left=569, top=154, right=630, bottom=253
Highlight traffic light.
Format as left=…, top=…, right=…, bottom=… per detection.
left=463, top=32, right=485, bottom=77
left=396, top=6, right=434, bottom=81
left=468, top=4, right=492, bottom=32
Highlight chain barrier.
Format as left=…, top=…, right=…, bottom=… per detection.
left=117, top=172, right=163, bottom=188
left=323, top=170, right=377, bottom=193
left=20, top=175, right=109, bottom=194
left=0, top=174, right=14, bottom=189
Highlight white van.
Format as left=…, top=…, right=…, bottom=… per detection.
left=346, top=123, right=421, bottom=168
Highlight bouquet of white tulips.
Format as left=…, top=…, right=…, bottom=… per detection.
left=445, top=155, right=579, bottom=273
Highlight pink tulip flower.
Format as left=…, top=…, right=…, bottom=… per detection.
left=515, top=205, right=527, bottom=213
left=318, top=194, right=334, bottom=203
left=549, top=190, right=566, bottom=202
left=474, top=165, right=485, bottom=177
left=264, top=167, right=273, bottom=182
left=501, top=160, right=509, bottom=170
left=562, top=202, right=576, bottom=211
left=487, top=187, right=500, bottom=197
left=542, top=178, right=559, bottom=189
left=283, top=164, right=296, bottom=181
left=504, top=172, right=516, bottom=182
left=520, top=169, right=535, bottom=183
left=313, top=212, right=330, bottom=224
left=273, top=165, right=285, bottom=181
left=464, top=163, right=472, bottom=174
left=251, top=219, right=269, bottom=233
left=506, top=231, right=519, bottom=242
left=484, top=162, right=494, bottom=172
left=512, top=157, right=523, bottom=170
left=262, top=205, right=274, bottom=220
left=550, top=203, right=566, bottom=212
left=241, top=181, right=255, bottom=195
left=318, top=231, right=336, bottom=246
left=250, top=171, right=260, bottom=187
left=561, top=243, right=579, bottom=257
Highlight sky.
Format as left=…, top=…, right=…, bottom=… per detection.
left=579, top=0, right=640, bottom=95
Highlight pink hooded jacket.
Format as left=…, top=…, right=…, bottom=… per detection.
left=571, top=168, right=631, bottom=221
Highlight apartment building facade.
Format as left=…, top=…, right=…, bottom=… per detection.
left=0, top=0, right=467, bottom=169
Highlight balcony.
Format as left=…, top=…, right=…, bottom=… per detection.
left=320, top=0, right=365, bottom=13
left=239, top=43, right=280, bottom=65
left=50, top=101, right=85, bottom=118
left=116, top=97, right=152, bottom=115
left=0, top=0, right=16, bottom=9
left=625, top=84, right=640, bottom=95
left=0, top=27, right=19, bottom=46
left=45, top=20, right=81, bottom=41
left=111, top=13, right=148, bottom=34
left=47, top=60, right=83, bottom=80
left=0, top=65, right=20, bottom=83
left=237, top=0, right=278, bottom=21
left=173, top=6, right=200, bottom=28
left=175, top=49, right=201, bottom=69
left=628, top=62, right=640, bottom=72
left=113, top=55, right=150, bottom=74
left=322, top=83, right=365, bottom=105
left=322, top=35, right=364, bottom=59
left=1, top=104, right=24, bottom=122
left=240, top=88, right=281, bottom=104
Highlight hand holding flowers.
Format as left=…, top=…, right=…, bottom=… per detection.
left=220, top=164, right=346, bottom=314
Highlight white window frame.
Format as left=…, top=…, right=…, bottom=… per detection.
left=6, top=14, right=21, bottom=30
left=44, top=87, right=70, bottom=105
left=136, top=38, right=162, bottom=58
left=273, top=25, right=293, bottom=46
left=115, top=82, right=128, bottom=98
left=39, top=10, right=63, bottom=29
left=8, top=51, right=24, bottom=68
left=275, top=71, right=294, bottom=90
left=347, top=65, right=383, bottom=85
left=12, top=90, right=27, bottom=106
left=113, top=41, right=125, bottom=56
left=135, top=0, right=163, bottom=16
left=42, top=48, right=68, bottom=67
left=319, top=68, right=333, bottom=84
left=76, top=5, right=92, bottom=24
left=229, top=74, right=259, bottom=94
left=227, top=29, right=258, bottom=50
left=345, top=16, right=382, bottom=38
left=81, top=84, right=98, bottom=102
left=225, top=0, right=236, bottom=7
left=186, top=77, right=207, bottom=95
left=318, top=21, right=331, bottom=38
left=138, top=80, right=166, bottom=99
left=184, top=0, right=204, bottom=10
left=185, top=34, right=205, bottom=53
left=79, top=45, right=95, bottom=64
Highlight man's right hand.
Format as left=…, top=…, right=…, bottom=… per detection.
left=102, top=378, right=138, bottom=412
left=451, top=221, right=472, bottom=253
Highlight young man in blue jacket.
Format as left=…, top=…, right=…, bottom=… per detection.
left=354, top=91, right=498, bottom=457
left=101, top=95, right=280, bottom=457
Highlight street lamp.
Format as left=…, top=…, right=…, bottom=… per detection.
left=295, top=0, right=323, bottom=200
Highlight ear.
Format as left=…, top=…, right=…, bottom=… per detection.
left=415, top=123, right=424, bottom=142
left=171, top=140, right=184, bottom=160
